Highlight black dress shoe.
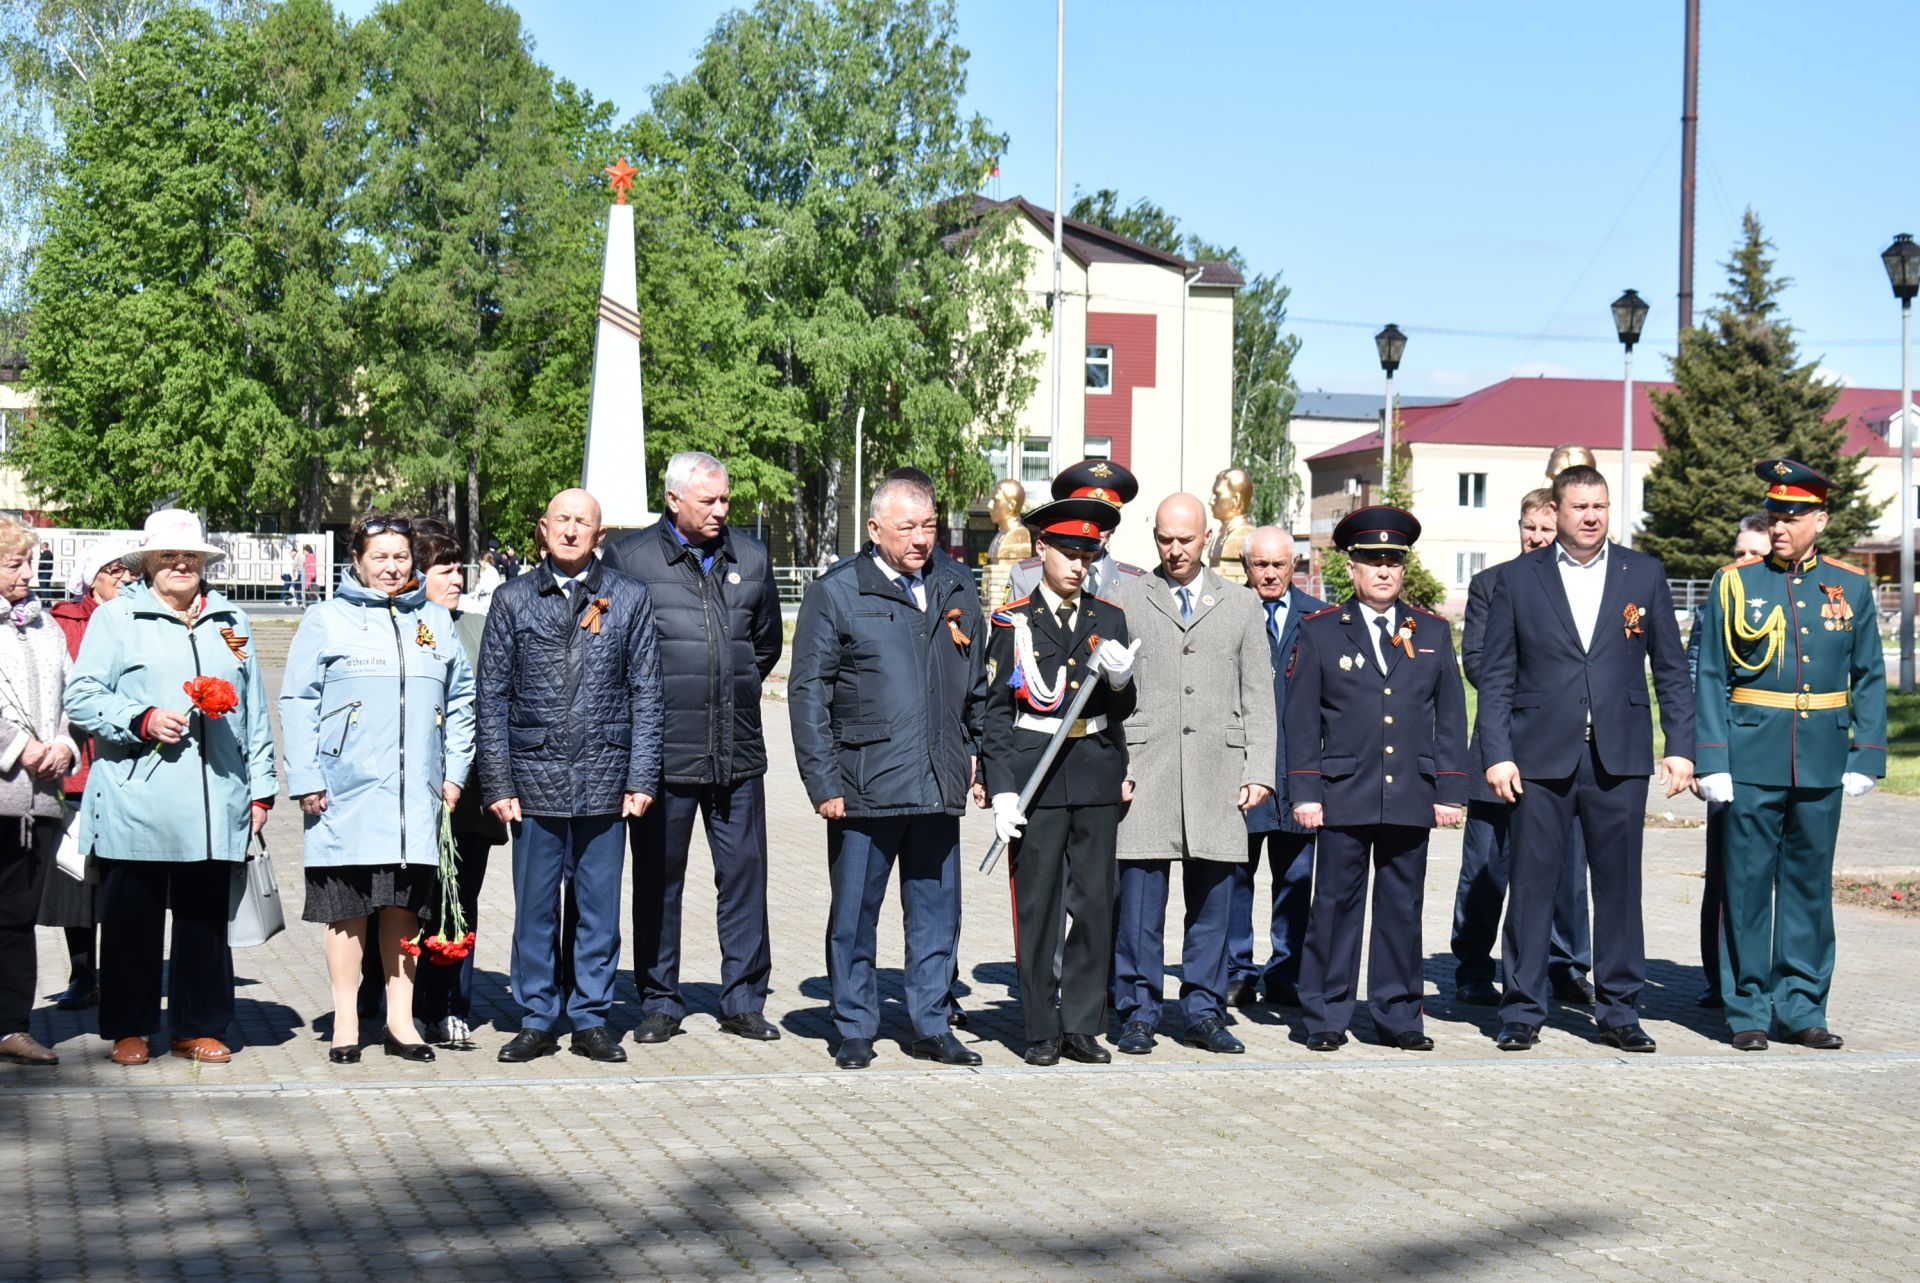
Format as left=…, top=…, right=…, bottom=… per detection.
left=1114, top=1020, right=1156, bottom=1055
left=1180, top=1017, right=1245, bottom=1054
left=1550, top=972, right=1596, bottom=1005
left=1225, top=977, right=1260, bottom=1009
left=1024, top=1037, right=1061, bottom=1066
left=948, top=1003, right=969, bottom=1028
left=1385, top=1029, right=1435, bottom=1051
left=909, top=1032, right=982, bottom=1066
left=1305, top=1031, right=1346, bottom=1052
left=570, top=1026, right=627, bottom=1063
left=1731, top=1030, right=1769, bottom=1052
left=382, top=1034, right=436, bottom=1063
left=1598, top=1022, right=1657, bottom=1053
left=633, top=1013, right=682, bottom=1044
left=1454, top=979, right=1502, bottom=1006
left=1697, top=989, right=1725, bottom=1009
left=1061, top=1033, right=1110, bottom=1064
left=834, top=1037, right=874, bottom=1069
left=497, top=1028, right=559, bottom=1063
left=328, top=1045, right=361, bottom=1064
left=1263, top=981, right=1302, bottom=1008
left=719, top=1011, right=782, bottom=1041
left=1496, top=1022, right=1540, bottom=1051
left=1783, top=1026, right=1843, bottom=1049
left=54, top=979, right=99, bottom=1011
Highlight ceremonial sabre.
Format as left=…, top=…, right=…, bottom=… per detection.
left=980, top=634, right=1100, bottom=875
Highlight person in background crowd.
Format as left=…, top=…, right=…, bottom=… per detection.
left=606, top=452, right=784, bottom=1045
left=0, top=519, right=81, bottom=1065
left=788, top=477, right=986, bottom=1070
left=1006, top=459, right=1147, bottom=603
left=67, top=511, right=276, bottom=1067
left=36, top=536, right=138, bottom=1014
left=479, top=489, right=662, bottom=1066
left=474, top=552, right=503, bottom=602
left=282, top=512, right=475, bottom=1065
left=1686, top=512, right=1771, bottom=1009
left=301, top=543, right=318, bottom=606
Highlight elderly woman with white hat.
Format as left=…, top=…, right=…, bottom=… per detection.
left=65, top=511, right=278, bottom=1067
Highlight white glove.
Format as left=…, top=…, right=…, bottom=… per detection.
left=1843, top=772, right=1877, bottom=798
left=991, top=792, right=1026, bottom=844
left=1698, top=773, right=1734, bottom=805
left=1092, top=638, right=1142, bottom=688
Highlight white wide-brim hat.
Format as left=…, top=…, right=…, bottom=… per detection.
left=66, top=535, right=142, bottom=598
left=121, top=510, right=228, bottom=573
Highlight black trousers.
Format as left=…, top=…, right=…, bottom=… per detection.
left=1298, top=824, right=1428, bottom=1039
left=0, top=818, right=52, bottom=1036
left=1501, top=739, right=1649, bottom=1030
left=630, top=777, right=773, bottom=1019
left=98, top=858, right=235, bottom=1042
left=1008, top=803, right=1117, bottom=1042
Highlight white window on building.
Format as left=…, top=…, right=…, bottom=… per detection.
left=1085, top=344, right=1113, bottom=393
left=1458, top=472, right=1488, bottom=508
left=1020, top=437, right=1051, bottom=483
left=0, top=409, right=10, bottom=455
left=1456, top=551, right=1487, bottom=585
left=1084, top=436, right=1112, bottom=461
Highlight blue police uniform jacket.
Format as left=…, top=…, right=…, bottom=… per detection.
left=1245, top=585, right=1328, bottom=835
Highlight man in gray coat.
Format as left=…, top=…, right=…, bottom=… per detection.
left=1110, top=492, right=1276, bottom=1055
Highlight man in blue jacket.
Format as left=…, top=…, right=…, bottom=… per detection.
left=1477, top=465, right=1695, bottom=1053
left=478, top=488, right=663, bottom=1065
left=788, top=476, right=988, bottom=1070
left=1229, top=526, right=1325, bottom=1009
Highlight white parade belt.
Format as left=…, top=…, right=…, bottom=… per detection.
left=1015, top=712, right=1108, bottom=738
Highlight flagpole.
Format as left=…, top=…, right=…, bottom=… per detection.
left=1048, top=0, right=1065, bottom=479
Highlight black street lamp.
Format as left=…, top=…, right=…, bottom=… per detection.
left=1885, top=235, right=1920, bottom=691
left=1611, top=288, right=1650, bottom=350
left=1375, top=324, right=1407, bottom=491
left=1611, top=289, right=1649, bottom=545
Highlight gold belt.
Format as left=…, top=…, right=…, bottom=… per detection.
left=1729, top=688, right=1847, bottom=711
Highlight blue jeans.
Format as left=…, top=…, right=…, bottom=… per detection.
left=510, top=814, right=625, bottom=1032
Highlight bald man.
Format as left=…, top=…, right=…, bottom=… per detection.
left=479, top=487, right=664, bottom=1065
left=1109, top=494, right=1276, bottom=1055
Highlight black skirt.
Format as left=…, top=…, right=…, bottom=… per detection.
left=301, top=863, right=437, bottom=925
left=36, top=862, right=96, bottom=928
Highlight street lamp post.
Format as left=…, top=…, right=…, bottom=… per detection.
left=1611, top=289, right=1650, bottom=547
left=1375, top=323, right=1407, bottom=496
left=1882, top=233, right=1920, bottom=692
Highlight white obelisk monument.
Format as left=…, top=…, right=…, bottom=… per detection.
left=581, top=158, right=653, bottom=528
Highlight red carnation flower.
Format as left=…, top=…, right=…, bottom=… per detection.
left=183, top=676, right=240, bottom=719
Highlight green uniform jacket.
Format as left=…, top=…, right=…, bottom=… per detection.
left=1695, top=552, right=1887, bottom=786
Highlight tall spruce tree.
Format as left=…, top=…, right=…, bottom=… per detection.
left=1640, top=210, right=1883, bottom=579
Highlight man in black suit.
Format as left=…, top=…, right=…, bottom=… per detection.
left=1228, top=526, right=1326, bottom=1009
left=980, top=497, right=1138, bottom=1066
left=1478, top=465, right=1695, bottom=1052
left=1451, top=488, right=1593, bottom=1007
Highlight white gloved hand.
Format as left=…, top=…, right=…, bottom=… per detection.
left=1698, top=773, right=1734, bottom=805
left=1843, top=771, right=1877, bottom=798
left=991, top=792, right=1026, bottom=844
left=1092, top=637, right=1143, bottom=688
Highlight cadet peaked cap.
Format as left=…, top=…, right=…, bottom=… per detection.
left=1050, top=458, right=1138, bottom=506
left=1023, top=496, right=1119, bottom=553
left=1333, top=505, right=1421, bottom=556
left=1755, top=458, right=1831, bottom=512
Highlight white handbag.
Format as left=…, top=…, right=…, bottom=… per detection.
left=228, top=833, right=286, bottom=948
left=53, top=802, right=87, bottom=883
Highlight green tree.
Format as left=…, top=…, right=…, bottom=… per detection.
left=1317, top=437, right=1445, bottom=608
left=648, top=0, right=1042, bottom=562
left=1189, top=239, right=1300, bottom=527
left=1640, top=209, right=1884, bottom=579
left=1067, top=188, right=1181, bottom=255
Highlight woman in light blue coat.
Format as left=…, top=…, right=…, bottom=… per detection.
left=280, top=513, right=475, bottom=1064
left=66, top=511, right=277, bottom=1068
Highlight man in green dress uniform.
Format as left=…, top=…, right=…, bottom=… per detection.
left=1694, top=459, right=1886, bottom=1052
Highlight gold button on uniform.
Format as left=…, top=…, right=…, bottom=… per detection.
left=1070, top=680, right=1080, bottom=689
left=1067, top=658, right=1077, bottom=667
left=1383, top=687, right=1393, bottom=696
left=1385, top=745, right=1395, bottom=755
left=1796, top=601, right=1806, bottom=608
left=1384, top=774, right=1394, bottom=784
left=1383, top=715, right=1394, bottom=724
left=1800, top=627, right=1809, bottom=634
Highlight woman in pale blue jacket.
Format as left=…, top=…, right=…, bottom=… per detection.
left=280, top=513, right=475, bottom=1065
left=66, top=511, right=278, bottom=1068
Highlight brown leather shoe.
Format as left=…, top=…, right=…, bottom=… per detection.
left=109, top=1037, right=151, bottom=1066
left=169, top=1037, right=232, bottom=1064
left=1783, top=1026, right=1844, bottom=1050
left=0, top=1032, right=58, bottom=1065
left=1730, top=1030, right=1768, bottom=1053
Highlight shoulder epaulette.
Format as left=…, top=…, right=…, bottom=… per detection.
left=1717, top=554, right=1763, bottom=573
left=1821, top=555, right=1867, bottom=576
left=990, top=597, right=1029, bottom=627
left=1301, top=604, right=1343, bottom=623
left=1089, top=593, right=1122, bottom=610
left=1113, top=562, right=1147, bottom=578
left=1002, top=594, right=1031, bottom=610
left=1408, top=603, right=1447, bottom=620
left=1015, top=555, right=1042, bottom=569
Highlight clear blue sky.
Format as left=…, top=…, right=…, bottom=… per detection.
left=345, top=1, right=1920, bottom=400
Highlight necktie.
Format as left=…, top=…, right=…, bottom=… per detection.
left=1084, top=565, right=1099, bottom=599
left=896, top=575, right=920, bottom=610
left=1177, top=586, right=1192, bottom=623
left=1265, top=599, right=1283, bottom=642
left=1373, top=615, right=1393, bottom=670
left=1055, top=599, right=1074, bottom=631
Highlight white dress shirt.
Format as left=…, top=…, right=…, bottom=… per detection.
left=1357, top=600, right=1395, bottom=672
left=1555, top=540, right=1609, bottom=651
left=872, top=549, right=926, bottom=610
left=1034, top=580, right=1078, bottom=632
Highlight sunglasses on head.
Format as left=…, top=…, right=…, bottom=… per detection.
left=360, top=517, right=412, bottom=537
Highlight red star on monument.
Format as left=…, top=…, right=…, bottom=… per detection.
left=604, top=157, right=638, bottom=205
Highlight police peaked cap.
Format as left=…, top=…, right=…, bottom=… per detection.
left=1023, top=496, right=1120, bottom=553
left=1050, top=458, right=1139, bottom=507
left=1333, top=505, right=1421, bottom=556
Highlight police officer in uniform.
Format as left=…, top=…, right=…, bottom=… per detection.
left=1694, top=460, right=1886, bottom=1052
left=1284, top=507, right=1468, bottom=1051
left=1007, top=459, right=1148, bottom=602
left=982, top=497, right=1139, bottom=1066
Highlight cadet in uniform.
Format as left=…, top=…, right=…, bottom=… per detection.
left=1284, top=507, right=1468, bottom=1051
left=1694, top=460, right=1886, bottom=1052
left=981, top=497, right=1139, bottom=1066
left=1007, top=459, right=1148, bottom=602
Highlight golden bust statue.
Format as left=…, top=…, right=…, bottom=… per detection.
left=986, top=478, right=1031, bottom=564
left=1207, top=467, right=1255, bottom=568
left=1546, top=444, right=1597, bottom=480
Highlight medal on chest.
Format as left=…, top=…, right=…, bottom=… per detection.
left=1820, top=583, right=1854, bottom=631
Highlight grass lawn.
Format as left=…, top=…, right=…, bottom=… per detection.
left=1882, top=690, right=1920, bottom=795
